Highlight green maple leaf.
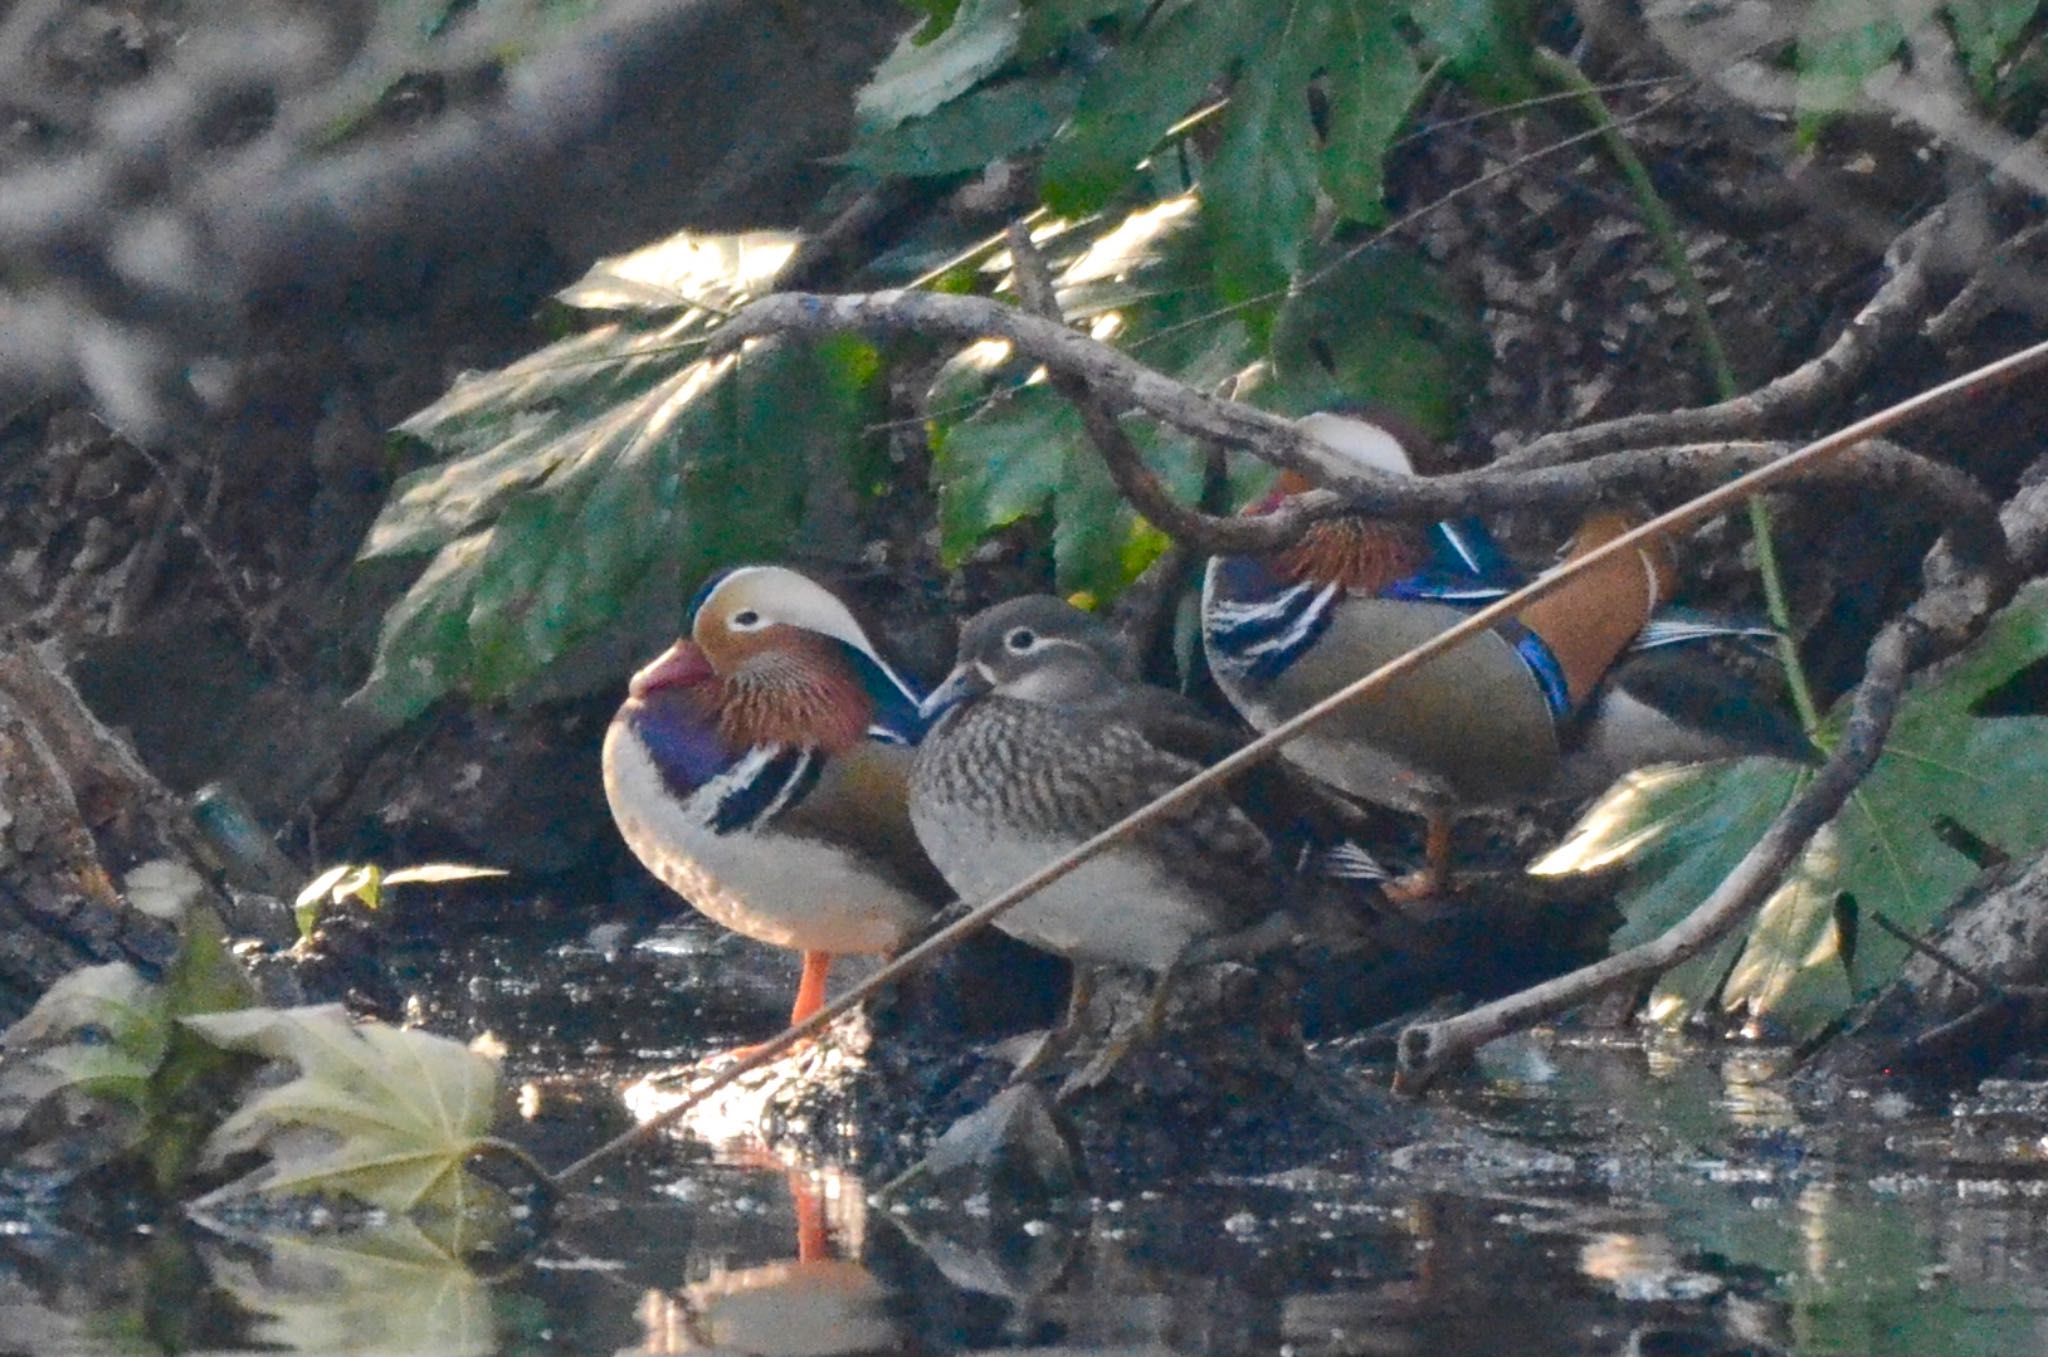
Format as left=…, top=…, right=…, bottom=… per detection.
left=186, top=1006, right=500, bottom=1216
left=1539, top=581, right=2048, bottom=1039
left=352, top=228, right=879, bottom=721
left=203, top=1219, right=495, bottom=1357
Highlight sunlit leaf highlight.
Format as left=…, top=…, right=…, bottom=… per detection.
left=188, top=1006, right=500, bottom=1215
left=1540, top=582, right=2048, bottom=1038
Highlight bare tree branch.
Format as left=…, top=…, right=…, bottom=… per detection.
left=714, top=289, right=2009, bottom=576
left=1001, top=222, right=1335, bottom=556
left=1395, top=619, right=1915, bottom=1091
left=1499, top=205, right=1954, bottom=469
left=1925, top=219, right=2048, bottom=348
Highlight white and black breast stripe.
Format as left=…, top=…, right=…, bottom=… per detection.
left=702, top=745, right=823, bottom=835
left=1205, top=581, right=1340, bottom=678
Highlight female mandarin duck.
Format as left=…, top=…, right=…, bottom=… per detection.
left=603, top=566, right=949, bottom=1036
left=910, top=596, right=1388, bottom=1088
left=1203, top=410, right=1809, bottom=897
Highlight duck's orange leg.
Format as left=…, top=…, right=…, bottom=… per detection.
left=787, top=1167, right=831, bottom=1263
left=1385, top=814, right=1453, bottom=904
left=790, top=950, right=833, bottom=1026
left=704, top=951, right=835, bottom=1064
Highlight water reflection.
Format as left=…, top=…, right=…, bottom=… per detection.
left=1720, top=1052, right=1799, bottom=1130
left=625, top=1163, right=896, bottom=1356
left=205, top=1221, right=496, bottom=1357
left=613, top=1038, right=901, bottom=1357
left=27, top=960, right=2048, bottom=1357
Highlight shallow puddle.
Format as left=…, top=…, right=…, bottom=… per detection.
left=7, top=924, right=2048, bottom=1355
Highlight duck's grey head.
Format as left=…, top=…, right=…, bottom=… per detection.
left=921, top=596, right=1128, bottom=719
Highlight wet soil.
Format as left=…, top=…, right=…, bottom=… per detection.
left=9, top=915, right=2048, bottom=1357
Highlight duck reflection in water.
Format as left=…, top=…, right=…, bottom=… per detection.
left=624, top=1150, right=898, bottom=1357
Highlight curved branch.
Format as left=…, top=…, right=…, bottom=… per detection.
left=1395, top=619, right=1916, bottom=1092
left=1497, top=205, right=1952, bottom=469
left=715, top=290, right=1323, bottom=463
left=715, top=290, right=2008, bottom=576
left=1924, top=219, right=2048, bottom=348
left=1000, top=221, right=1342, bottom=555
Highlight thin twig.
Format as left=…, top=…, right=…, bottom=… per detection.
left=1867, top=907, right=2002, bottom=998
left=1007, top=220, right=1198, bottom=663
left=548, top=337, right=2044, bottom=1191
left=1130, top=85, right=1699, bottom=358
left=128, top=438, right=299, bottom=682
left=1901, top=994, right=2043, bottom=1064
left=1748, top=492, right=1823, bottom=735
left=1003, top=221, right=1297, bottom=558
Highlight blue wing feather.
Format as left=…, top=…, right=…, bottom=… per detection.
left=627, top=699, right=831, bottom=838
left=1204, top=567, right=1340, bottom=683
left=1631, top=608, right=1781, bottom=654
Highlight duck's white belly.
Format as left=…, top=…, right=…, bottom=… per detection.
left=603, top=726, right=925, bottom=956
left=909, top=805, right=1205, bottom=972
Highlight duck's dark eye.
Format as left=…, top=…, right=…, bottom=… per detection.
left=1005, top=627, right=1037, bottom=652
left=732, top=609, right=763, bottom=629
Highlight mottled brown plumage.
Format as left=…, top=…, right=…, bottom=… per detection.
left=911, top=596, right=1380, bottom=973
left=914, top=691, right=1278, bottom=949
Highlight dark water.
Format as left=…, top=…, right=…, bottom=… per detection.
left=7, top=923, right=2048, bottom=1356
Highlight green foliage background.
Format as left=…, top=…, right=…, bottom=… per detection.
left=349, top=0, right=2048, bottom=1036
left=353, top=0, right=1537, bottom=721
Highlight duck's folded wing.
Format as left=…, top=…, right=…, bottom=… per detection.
left=1126, top=695, right=1391, bottom=858
left=770, top=740, right=954, bottom=901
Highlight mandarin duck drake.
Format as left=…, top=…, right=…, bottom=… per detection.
left=603, top=566, right=949, bottom=1040
left=910, top=596, right=1390, bottom=1090
left=1202, top=410, right=1809, bottom=897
